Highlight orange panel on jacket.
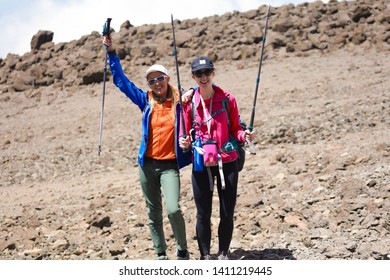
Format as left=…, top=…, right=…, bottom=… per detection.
left=145, top=101, right=176, bottom=160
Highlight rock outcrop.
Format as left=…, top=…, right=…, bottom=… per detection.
left=0, top=0, right=389, bottom=93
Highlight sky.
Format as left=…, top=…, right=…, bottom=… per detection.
left=0, top=0, right=329, bottom=59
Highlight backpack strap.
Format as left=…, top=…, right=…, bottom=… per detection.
left=221, top=97, right=231, bottom=129
left=191, top=97, right=196, bottom=128
left=222, top=96, right=246, bottom=144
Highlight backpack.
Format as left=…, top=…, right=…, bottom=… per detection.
left=190, top=94, right=247, bottom=172
left=222, top=98, right=247, bottom=172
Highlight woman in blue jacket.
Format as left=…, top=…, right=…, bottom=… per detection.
left=103, top=35, right=191, bottom=260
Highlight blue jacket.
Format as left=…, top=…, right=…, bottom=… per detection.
left=108, top=52, right=192, bottom=169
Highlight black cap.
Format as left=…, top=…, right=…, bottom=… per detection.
left=191, top=56, right=214, bottom=72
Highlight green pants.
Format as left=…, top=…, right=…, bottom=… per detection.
left=139, top=159, right=187, bottom=254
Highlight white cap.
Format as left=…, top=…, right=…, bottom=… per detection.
left=144, top=64, right=168, bottom=78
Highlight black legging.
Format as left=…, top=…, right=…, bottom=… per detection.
left=191, top=160, right=238, bottom=256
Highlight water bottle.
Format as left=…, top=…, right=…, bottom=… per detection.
left=193, top=137, right=204, bottom=172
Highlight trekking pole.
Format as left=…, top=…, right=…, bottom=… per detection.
left=248, top=5, right=270, bottom=132
left=247, top=5, right=270, bottom=155
left=98, top=17, right=112, bottom=156
left=171, top=14, right=187, bottom=139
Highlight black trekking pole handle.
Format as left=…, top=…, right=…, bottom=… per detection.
left=248, top=6, right=270, bottom=132
left=171, top=14, right=187, bottom=138
left=103, top=18, right=112, bottom=37
left=98, top=17, right=112, bottom=156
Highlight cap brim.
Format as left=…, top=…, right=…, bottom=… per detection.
left=144, top=64, right=168, bottom=78
left=144, top=70, right=166, bottom=78
left=192, top=65, right=214, bottom=72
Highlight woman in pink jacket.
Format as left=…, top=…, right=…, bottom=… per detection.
left=179, top=56, right=255, bottom=260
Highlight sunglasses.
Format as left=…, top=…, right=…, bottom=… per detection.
left=147, top=75, right=166, bottom=86
left=193, top=69, right=213, bottom=78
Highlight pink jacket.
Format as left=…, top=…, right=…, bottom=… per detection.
left=181, top=85, right=246, bottom=163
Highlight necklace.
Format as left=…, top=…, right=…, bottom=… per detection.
left=152, top=92, right=166, bottom=103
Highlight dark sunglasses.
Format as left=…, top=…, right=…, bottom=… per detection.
left=147, top=75, right=166, bottom=86
left=193, top=69, right=213, bottom=78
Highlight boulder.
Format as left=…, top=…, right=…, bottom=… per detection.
left=30, top=30, right=54, bottom=50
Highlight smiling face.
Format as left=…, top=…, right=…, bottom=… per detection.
left=192, top=68, right=215, bottom=89
left=147, top=71, right=170, bottom=97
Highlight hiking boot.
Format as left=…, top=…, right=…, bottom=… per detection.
left=177, top=250, right=190, bottom=260
left=217, top=251, right=229, bottom=260
left=155, top=252, right=169, bottom=260
left=200, top=254, right=213, bottom=260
